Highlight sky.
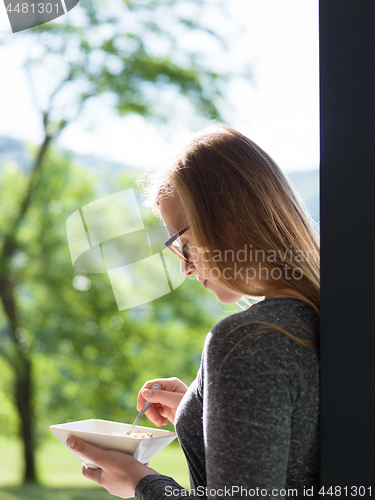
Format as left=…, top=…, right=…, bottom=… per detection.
left=0, top=0, right=319, bottom=174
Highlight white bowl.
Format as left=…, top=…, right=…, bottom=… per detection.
left=49, top=419, right=176, bottom=468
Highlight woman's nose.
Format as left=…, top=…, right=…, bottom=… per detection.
left=181, top=260, right=196, bottom=277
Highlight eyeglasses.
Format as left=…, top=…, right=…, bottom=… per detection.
left=164, top=226, right=190, bottom=262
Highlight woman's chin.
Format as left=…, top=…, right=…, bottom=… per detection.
left=214, top=291, right=243, bottom=305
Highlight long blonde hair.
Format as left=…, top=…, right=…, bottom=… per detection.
left=139, top=124, right=320, bottom=313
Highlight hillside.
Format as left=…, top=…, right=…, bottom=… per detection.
left=0, top=136, right=319, bottom=224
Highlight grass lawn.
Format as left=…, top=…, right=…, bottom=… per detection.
left=0, top=436, right=189, bottom=499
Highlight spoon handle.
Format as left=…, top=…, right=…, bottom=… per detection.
left=126, top=383, right=161, bottom=435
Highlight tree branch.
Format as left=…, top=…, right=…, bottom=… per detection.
left=0, top=133, right=52, bottom=264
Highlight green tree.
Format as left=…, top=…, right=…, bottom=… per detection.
left=0, top=145, right=222, bottom=485
left=0, top=0, right=231, bottom=483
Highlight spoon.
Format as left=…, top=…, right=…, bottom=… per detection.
left=125, top=383, right=161, bottom=435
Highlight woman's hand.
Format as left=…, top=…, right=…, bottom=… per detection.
left=137, top=377, right=188, bottom=426
left=66, top=435, right=158, bottom=498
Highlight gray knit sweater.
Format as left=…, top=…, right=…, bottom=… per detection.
left=135, top=298, right=320, bottom=499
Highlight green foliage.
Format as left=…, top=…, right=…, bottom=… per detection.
left=23, top=0, right=227, bottom=129
left=0, top=150, right=221, bottom=446
left=0, top=0, right=233, bottom=482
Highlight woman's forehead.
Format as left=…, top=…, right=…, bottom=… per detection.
left=159, top=197, right=187, bottom=232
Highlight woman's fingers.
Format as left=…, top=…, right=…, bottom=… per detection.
left=144, top=388, right=184, bottom=407
left=140, top=404, right=162, bottom=426
left=144, top=406, right=169, bottom=426
left=136, top=378, right=188, bottom=410
left=67, top=436, right=107, bottom=469
left=135, top=378, right=188, bottom=425
left=82, top=464, right=103, bottom=484
left=151, top=405, right=170, bottom=425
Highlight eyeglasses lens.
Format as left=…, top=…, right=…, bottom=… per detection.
left=170, top=239, right=188, bottom=262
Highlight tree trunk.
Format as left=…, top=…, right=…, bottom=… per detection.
left=0, top=134, right=55, bottom=484
left=0, top=276, right=38, bottom=483
left=0, top=275, right=38, bottom=483
left=15, top=356, right=37, bottom=483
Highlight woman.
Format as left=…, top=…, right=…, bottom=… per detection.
left=67, top=125, right=320, bottom=499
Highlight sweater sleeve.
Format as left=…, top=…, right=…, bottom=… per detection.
left=135, top=474, right=199, bottom=499
left=136, top=324, right=297, bottom=500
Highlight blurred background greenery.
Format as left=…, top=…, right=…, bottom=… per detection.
left=0, top=0, right=319, bottom=497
